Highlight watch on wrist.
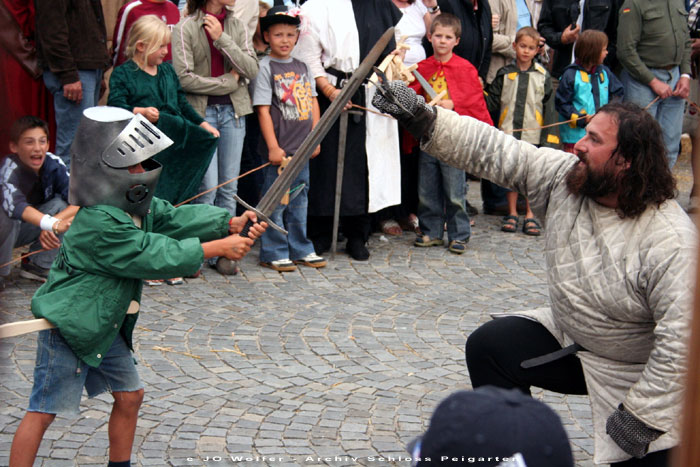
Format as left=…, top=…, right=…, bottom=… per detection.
left=428, top=5, right=440, bottom=13
left=52, top=219, right=61, bottom=235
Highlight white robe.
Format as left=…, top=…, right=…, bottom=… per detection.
left=294, top=0, right=401, bottom=213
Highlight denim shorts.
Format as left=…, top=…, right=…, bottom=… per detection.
left=28, top=329, right=143, bottom=417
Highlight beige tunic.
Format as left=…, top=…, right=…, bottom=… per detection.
left=424, top=107, right=697, bottom=464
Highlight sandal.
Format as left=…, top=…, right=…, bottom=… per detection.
left=165, top=277, right=184, bottom=285
left=501, top=215, right=518, bottom=233
left=380, top=219, right=403, bottom=236
left=398, top=214, right=420, bottom=233
left=522, top=218, right=542, bottom=236
left=144, top=279, right=164, bottom=286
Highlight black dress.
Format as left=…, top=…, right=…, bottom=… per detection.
left=307, top=0, right=401, bottom=242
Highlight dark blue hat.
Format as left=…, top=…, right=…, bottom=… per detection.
left=409, top=387, right=574, bottom=467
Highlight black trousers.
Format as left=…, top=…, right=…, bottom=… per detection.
left=465, top=317, right=670, bottom=467
left=307, top=214, right=371, bottom=243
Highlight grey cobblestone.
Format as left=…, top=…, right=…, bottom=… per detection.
left=3, top=162, right=695, bottom=466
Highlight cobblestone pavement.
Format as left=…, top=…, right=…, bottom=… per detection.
left=1, top=155, right=694, bottom=467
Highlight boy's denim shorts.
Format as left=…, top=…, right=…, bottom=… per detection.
left=28, top=329, right=143, bottom=417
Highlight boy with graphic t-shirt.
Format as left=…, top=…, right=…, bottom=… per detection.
left=253, top=4, right=326, bottom=272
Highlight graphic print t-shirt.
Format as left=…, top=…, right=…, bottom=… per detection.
left=253, top=56, right=317, bottom=160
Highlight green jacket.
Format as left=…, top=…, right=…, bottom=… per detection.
left=617, top=0, right=691, bottom=85
left=31, top=198, right=230, bottom=367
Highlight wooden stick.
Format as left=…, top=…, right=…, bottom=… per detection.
left=427, top=89, right=448, bottom=106
left=0, top=301, right=139, bottom=339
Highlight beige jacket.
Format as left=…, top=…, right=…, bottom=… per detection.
left=424, top=107, right=696, bottom=464
left=172, top=7, right=258, bottom=118
left=487, top=0, right=541, bottom=83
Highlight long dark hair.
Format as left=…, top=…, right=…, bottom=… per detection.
left=186, top=0, right=208, bottom=14
left=599, top=102, right=676, bottom=218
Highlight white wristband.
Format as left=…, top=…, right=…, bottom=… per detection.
left=40, top=214, right=59, bottom=232
left=681, top=73, right=691, bottom=79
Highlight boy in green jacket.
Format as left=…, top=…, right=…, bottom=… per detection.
left=9, top=107, right=267, bottom=467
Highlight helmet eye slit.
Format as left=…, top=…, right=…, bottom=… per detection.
left=129, top=134, right=145, bottom=148
left=139, top=120, right=161, bottom=140
left=134, top=127, right=154, bottom=145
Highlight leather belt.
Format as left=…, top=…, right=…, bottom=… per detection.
left=326, top=67, right=353, bottom=88
left=520, top=343, right=584, bottom=369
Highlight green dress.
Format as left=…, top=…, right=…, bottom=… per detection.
left=108, top=61, right=217, bottom=205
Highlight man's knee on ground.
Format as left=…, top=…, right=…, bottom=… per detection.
left=113, top=389, right=144, bottom=412
left=465, top=321, right=497, bottom=364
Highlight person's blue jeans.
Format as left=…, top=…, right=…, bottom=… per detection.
left=0, top=196, right=68, bottom=276
left=621, top=67, right=684, bottom=168
left=259, top=163, right=315, bottom=262
left=43, top=69, right=103, bottom=166
left=197, top=105, right=245, bottom=216
left=417, top=151, right=471, bottom=242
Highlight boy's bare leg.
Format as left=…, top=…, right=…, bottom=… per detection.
left=524, top=199, right=535, bottom=220
left=108, top=389, right=144, bottom=463
left=9, top=411, right=56, bottom=467
left=506, top=191, right=518, bottom=217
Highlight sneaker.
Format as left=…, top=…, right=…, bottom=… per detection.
left=448, top=239, right=468, bottom=254
left=165, top=277, right=184, bottom=285
left=293, top=253, right=327, bottom=268
left=19, top=260, right=49, bottom=283
left=414, top=235, right=444, bottom=247
left=144, top=279, right=164, bottom=286
left=260, top=258, right=297, bottom=272
left=215, top=258, right=239, bottom=275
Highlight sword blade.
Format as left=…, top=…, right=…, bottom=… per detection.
left=411, top=69, right=437, bottom=100
left=255, top=27, right=396, bottom=217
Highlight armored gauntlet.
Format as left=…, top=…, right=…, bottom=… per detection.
left=371, top=80, right=437, bottom=141
left=606, top=404, right=663, bottom=458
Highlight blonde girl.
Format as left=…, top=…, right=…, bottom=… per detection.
left=108, top=14, right=221, bottom=283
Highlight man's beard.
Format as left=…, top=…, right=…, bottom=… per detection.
left=565, top=153, right=621, bottom=199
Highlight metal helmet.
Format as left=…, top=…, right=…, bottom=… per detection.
left=68, top=107, right=173, bottom=216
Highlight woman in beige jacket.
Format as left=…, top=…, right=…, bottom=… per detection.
left=172, top=0, right=259, bottom=274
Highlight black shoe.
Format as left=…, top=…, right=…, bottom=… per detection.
left=20, top=260, right=49, bottom=283
left=346, top=237, right=369, bottom=261
left=312, top=237, right=331, bottom=255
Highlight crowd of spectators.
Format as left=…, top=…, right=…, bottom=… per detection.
left=1, top=0, right=697, bottom=284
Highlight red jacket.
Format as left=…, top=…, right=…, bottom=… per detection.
left=409, top=53, right=492, bottom=125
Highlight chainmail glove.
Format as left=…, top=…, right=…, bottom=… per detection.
left=371, top=80, right=437, bottom=140
left=606, top=404, right=663, bottom=458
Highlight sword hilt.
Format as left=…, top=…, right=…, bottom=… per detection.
left=234, top=194, right=288, bottom=238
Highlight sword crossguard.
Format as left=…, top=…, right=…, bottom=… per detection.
left=234, top=194, right=288, bottom=237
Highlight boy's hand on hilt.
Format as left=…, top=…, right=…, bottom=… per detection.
left=371, top=80, right=437, bottom=140
left=268, top=147, right=286, bottom=165
left=220, top=235, right=254, bottom=261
